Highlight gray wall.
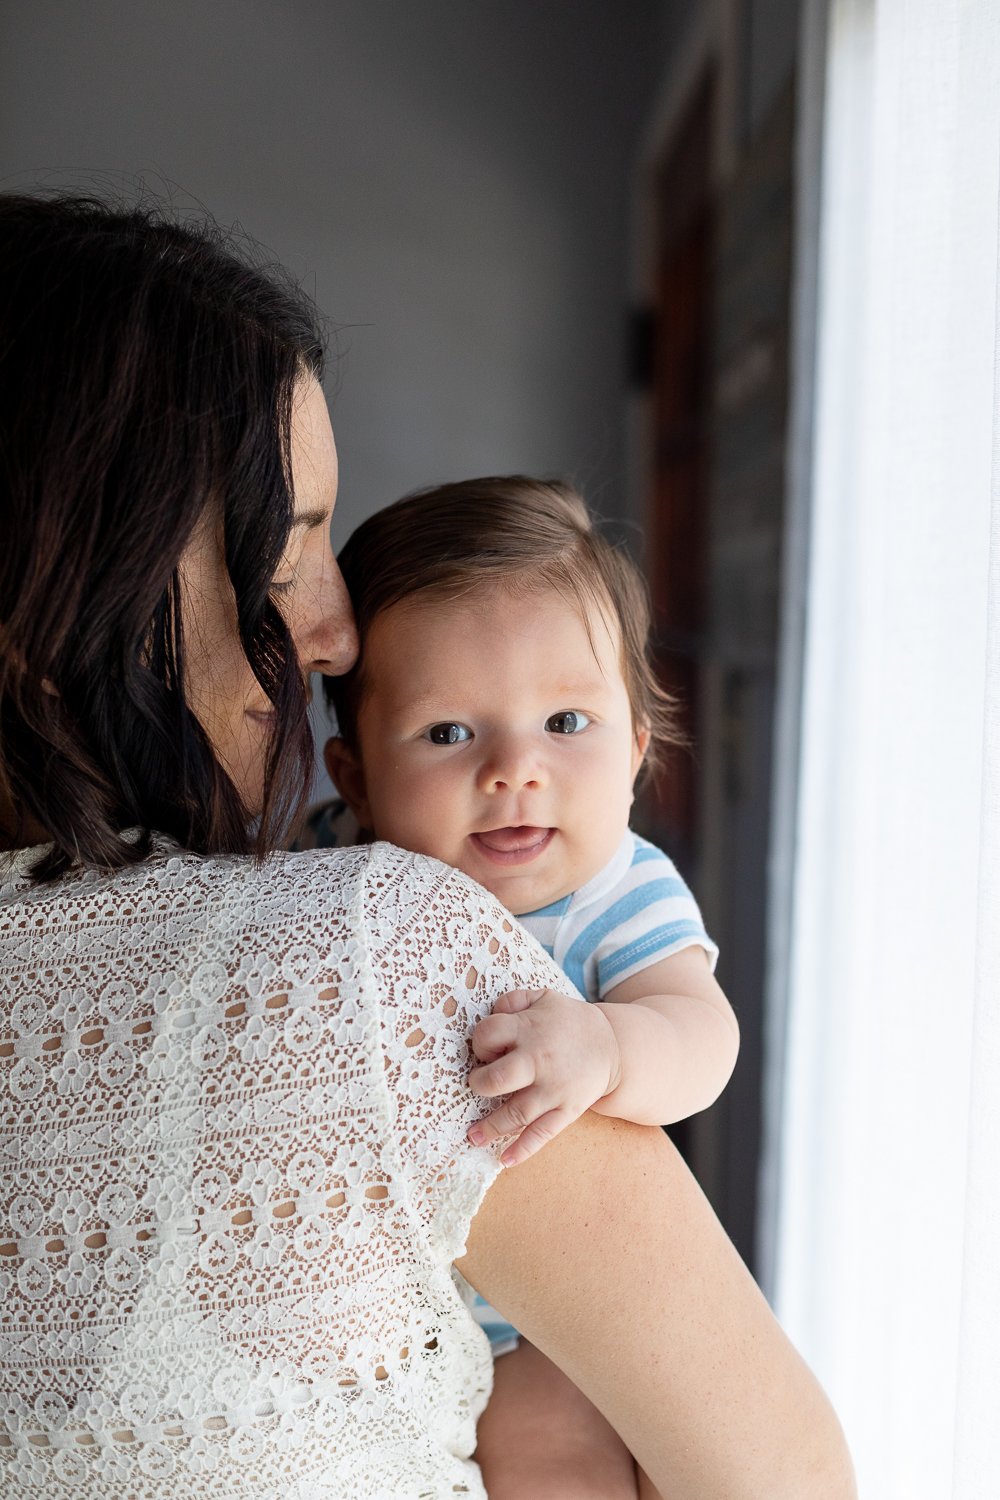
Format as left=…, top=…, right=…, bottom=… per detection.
left=0, top=0, right=665, bottom=546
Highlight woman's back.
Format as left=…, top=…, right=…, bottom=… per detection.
left=0, top=839, right=548, bottom=1498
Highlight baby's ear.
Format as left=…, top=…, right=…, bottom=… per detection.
left=323, top=737, right=372, bottom=828
left=631, top=727, right=651, bottom=782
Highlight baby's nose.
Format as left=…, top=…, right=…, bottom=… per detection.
left=477, top=739, right=543, bottom=793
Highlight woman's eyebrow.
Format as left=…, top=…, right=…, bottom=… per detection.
left=292, top=507, right=330, bottom=531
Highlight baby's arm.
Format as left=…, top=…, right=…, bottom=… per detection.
left=590, top=945, right=739, bottom=1126
left=467, top=946, right=738, bottom=1164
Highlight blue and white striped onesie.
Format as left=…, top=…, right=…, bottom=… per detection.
left=518, top=827, right=718, bottom=1000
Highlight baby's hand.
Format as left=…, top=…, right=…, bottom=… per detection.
left=465, top=989, right=622, bottom=1167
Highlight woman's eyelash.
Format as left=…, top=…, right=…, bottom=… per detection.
left=269, top=579, right=294, bottom=597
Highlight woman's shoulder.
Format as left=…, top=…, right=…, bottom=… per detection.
left=252, top=839, right=492, bottom=937
left=0, top=838, right=379, bottom=966
left=149, top=840, right=462, bottom=959
left=0, top=834, right=503, bottom=954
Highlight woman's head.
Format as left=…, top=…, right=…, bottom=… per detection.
left=0, top=191, right=355, bottom=878
left=327, top=475, right=679, bottom=771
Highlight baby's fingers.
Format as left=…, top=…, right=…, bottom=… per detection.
left=468, top=1048, right=536, bottom=1100
left=499, top=1105, right=579, bottom=1168
left=467, top=1085, right=546, bottom=1149
left=467, top=1086, right=576, bottom=1158
left=491, top=987, right=547, bottom=1015
left=470, top=1010, right=521, bottom=1063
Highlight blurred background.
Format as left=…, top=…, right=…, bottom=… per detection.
left=3, top=5, right=997, bottom=1495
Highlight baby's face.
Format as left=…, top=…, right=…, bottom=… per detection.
left=343, top=584, right=648, bottom=915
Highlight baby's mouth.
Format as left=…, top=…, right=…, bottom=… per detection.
left=470, top=826, right=554, bottom=865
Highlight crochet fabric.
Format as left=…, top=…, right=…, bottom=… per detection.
left=0, top=840, right=559, bottom=1498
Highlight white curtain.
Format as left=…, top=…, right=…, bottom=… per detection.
left=766, top=2, right=1000, bottom=1496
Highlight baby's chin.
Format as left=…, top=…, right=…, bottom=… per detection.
left=498, top=838, right=628, bottom=916
left=462, top=860, right=593, bottom=920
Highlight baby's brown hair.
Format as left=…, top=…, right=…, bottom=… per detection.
left=326, top=476, right=681, bottom=777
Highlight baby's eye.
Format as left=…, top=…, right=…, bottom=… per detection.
left=425, top=722, right=472, bottom=745
left=545, top=710, right=591, bottom=735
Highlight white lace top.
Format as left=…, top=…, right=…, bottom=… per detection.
left=0, top=838, right=562, bottom=1498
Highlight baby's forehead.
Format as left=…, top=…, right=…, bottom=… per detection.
left=381, top=575, right=618, bottom=639
left=359, top=578, right=629, bottom=708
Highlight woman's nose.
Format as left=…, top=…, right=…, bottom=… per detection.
left=301, top=553, right=359, bottom=678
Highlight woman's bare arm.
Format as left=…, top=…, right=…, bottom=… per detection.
left=457, top=1112, right=855, bottom=1500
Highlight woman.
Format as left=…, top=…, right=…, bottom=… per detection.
left=0, top=193, right=854, bottom=1498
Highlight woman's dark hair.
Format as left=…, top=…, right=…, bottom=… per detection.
left=0, top=192, right=326, bottom=879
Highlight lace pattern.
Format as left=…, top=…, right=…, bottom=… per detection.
left=0, top=839, right=564, bottom=1498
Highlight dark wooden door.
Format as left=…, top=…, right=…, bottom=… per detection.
left=640, top=71, right=714, bottom=879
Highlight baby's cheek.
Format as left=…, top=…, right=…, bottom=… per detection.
left=379, top=769, right=460, bottom=860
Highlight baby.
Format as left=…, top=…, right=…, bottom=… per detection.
left=306, top=476, right=739, bottom=1499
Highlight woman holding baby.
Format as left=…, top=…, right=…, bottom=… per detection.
left=0, top=192, right=853, bottom=1498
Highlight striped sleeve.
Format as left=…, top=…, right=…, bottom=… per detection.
left=571, top=836, right=718, bottom=999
